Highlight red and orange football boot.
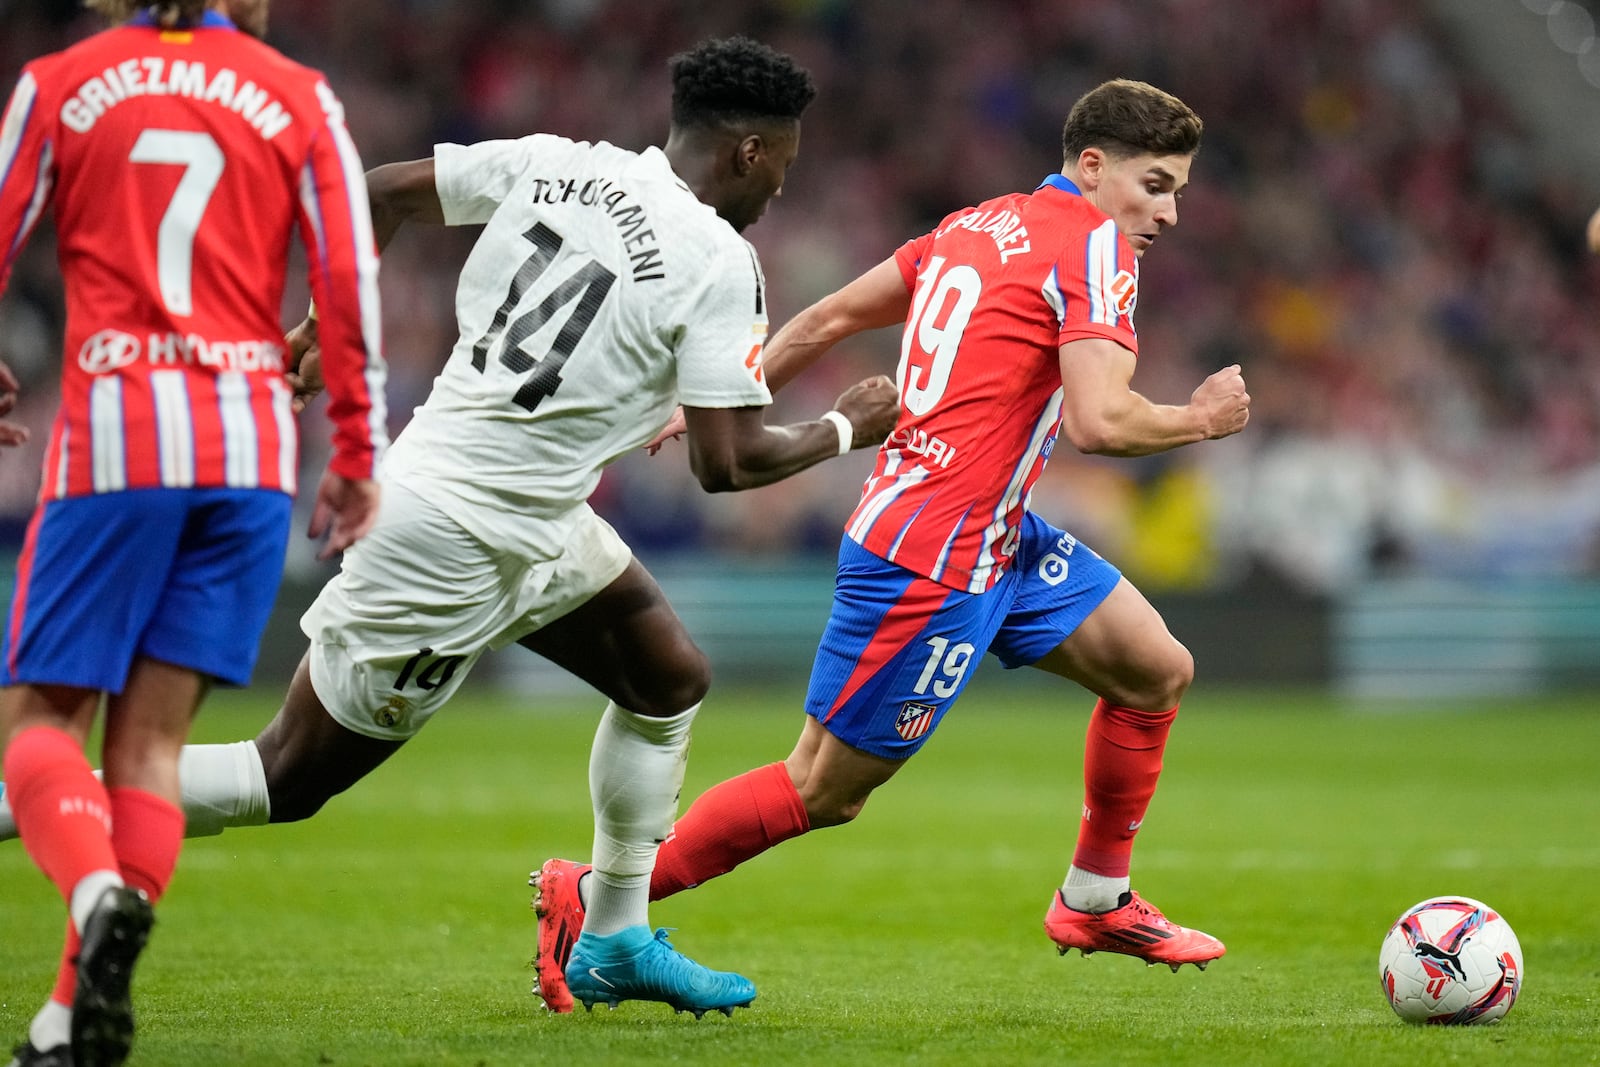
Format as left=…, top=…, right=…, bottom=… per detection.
left=529, top=858, right=591, bottom=1012
left=1044, top=890, right=1225, bottom=972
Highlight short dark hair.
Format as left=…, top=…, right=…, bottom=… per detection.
left=669, top=36, right=817, bottom=130
left=1061, top=79, right=1203, bottom=161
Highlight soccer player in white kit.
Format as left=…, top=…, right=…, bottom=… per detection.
left=0, top=35, right=898, bottom=1018
left=233, top=36, right=897, bottom=1016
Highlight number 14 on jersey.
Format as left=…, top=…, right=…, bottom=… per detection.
left=471, top=221, right=617, bottom=411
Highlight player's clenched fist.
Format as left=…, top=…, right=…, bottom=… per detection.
left=832, top=374, right=900, bottom=449
left=1191, top=364, right=1250, bottom=440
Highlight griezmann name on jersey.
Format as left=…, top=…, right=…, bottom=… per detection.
left=0, top=12, right=386, bottom=500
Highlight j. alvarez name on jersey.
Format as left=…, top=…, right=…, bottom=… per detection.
left=58, top=59, right=293, bottom=141
left=936, top=207, right=1032, bottom=263
left=527, top=176, right=664, bottom=282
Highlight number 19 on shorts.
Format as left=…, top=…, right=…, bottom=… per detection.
left=914, top=636, right=975, bottom=699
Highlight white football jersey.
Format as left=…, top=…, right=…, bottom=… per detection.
left=382, top=135, right=772, bottom=555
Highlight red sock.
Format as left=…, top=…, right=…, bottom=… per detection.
left=38, top=789, right=183, bottom=1013
left=650, top=762, right=810, bottom=900
left=42, top=788, right=183, bottom=1011
left=50, top=921, right=79, bottom=1008
left=1072, top=700, right=1178, bottom=878
left=109, top=787, right=183, bottom=902
left=3, top=726, right=118, bottom=902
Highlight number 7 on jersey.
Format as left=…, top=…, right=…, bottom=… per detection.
left=129, top=128, right=224, bottom=318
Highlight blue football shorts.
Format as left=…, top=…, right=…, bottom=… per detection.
left=804, top=512, right=1122, bottom=759
left=1, top=487, right=292, bottom=692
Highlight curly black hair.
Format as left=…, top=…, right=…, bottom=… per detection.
left=669, top=36, right=817, bottom=130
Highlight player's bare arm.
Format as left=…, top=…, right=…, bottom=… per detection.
left=1057, top=336, right=1249, bottom=457
left=646, top=257, right=909, bottom=453
left=1587, top=204, right=1600, bottom=254
left=760, top=257, right=911, bottom=391
left=681, top=375, right=898, bottom=492
left=366, top=158, right=446, bottom=249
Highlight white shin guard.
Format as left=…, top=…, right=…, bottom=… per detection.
left=588, top=701, right=697, bottom=882
left=177, top=740, right=271, bottom=837
left=0, top=739, right=269, bottom=842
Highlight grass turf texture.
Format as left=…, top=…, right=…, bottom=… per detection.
left=2, top=683, right=1597, bottom=1066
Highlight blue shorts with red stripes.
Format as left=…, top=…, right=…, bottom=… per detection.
left=1, top=487, right=292, bottom=693
left=804, top=512, right=1121, bottom=759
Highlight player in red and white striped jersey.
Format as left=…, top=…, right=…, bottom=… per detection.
left=0, top=3, right=386, bottom=1064
left=0, top=4, right=386, bottom=496
left=533, top=79, right=1250, bottom=984
left=844, top=176, right=1145, bottom=593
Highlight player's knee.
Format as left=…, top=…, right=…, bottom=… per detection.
left=673, top=648, right=713, bottom=710
left=1104, top=636, right=1193, bottom=710
left=1150, top=639, right=1195, bottom=708
left=627, top=644, right=711, bottom=717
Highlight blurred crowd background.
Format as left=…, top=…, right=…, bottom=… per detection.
left=4, top=0, right=1600, bottom=598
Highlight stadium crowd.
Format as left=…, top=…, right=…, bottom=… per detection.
left=4, top=0, right=1599, bottom=594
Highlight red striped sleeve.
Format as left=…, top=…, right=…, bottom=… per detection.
left=0, top=65, right=54, bottom=295
left=294, top=78, right=387, bottom=482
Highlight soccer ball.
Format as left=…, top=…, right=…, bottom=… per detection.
left=1378, top=896, right=1522, bottom=1025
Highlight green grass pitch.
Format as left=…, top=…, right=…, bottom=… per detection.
left=2, top=682, right=1597, bottom=1065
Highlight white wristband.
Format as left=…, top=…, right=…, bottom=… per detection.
left=819, top=410, right=853, bottom=456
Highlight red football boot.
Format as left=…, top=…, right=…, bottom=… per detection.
left=1044, top=890, right=1225, bottom=971
left=529, top=858, right=591, bottom=1012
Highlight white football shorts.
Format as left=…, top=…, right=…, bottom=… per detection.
left=301, top=481, right=631, bottom=740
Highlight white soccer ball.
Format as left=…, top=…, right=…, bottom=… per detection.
left=1378, top=896, right=1523, bottom=1025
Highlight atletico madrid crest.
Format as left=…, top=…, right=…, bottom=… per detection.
left=895, top=701, right=937, bottom=741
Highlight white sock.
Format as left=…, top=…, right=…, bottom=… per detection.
left=178, top=741, right=271, bottom=837
left=584, top=701, right=697, bottom=936
left=585, top=871, right=649, bottom=937
left=69, top=869, right=125, bottom=936
left=1060, top=866, right=1130, bottom=914
left=28, top=999, right=70, bottom=1052
left=0, top=739, right=269, bottom=843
